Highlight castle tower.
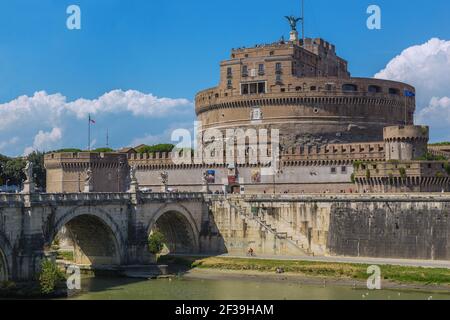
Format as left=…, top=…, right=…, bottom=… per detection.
left=384, top=125, right=429, bottom=161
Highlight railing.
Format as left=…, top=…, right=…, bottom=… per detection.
left=208, top=193, right=450, bottom=203
left=0, top=192, right=205, bottom=205
left=30, top=193, right=132, bottom=203
left=139, top=192, right=204, bottom=201
left=0, top=193, right=25, bottom=203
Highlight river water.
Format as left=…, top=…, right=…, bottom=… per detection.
left=70, top=276, right=450, bottom=300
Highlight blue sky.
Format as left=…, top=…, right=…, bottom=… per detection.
left=0, top=0, right=450, bottom=155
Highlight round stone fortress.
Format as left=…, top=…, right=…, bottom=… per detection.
left=195, top=37, right=415, bottom=148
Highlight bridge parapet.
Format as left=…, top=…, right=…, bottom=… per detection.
left=0, top=192, right=205, bottom=207
left=0, top=193, right=26, bottom=205
left=139, top=192, right=204, bottom=202
left=207, top=193, right=450, bottom=203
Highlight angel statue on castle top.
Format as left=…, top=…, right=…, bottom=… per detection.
left=285, top=15, right=302, bottom=31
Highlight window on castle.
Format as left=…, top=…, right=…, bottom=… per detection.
left=276, top=74, right=282, bottom=84
left=389, top=88, right=400, bottom=95
left=368, top=85, right=382, bottom=93
left=241, top=83, right=249, bottom=95
left=242, top=65, right=248, bottom=77
left=342, top=84, right=358, bottom=92
left=310, top=86, right=317, bottom=91
left=330, top=167, right=337, bottom=174
left=275, top=63, right=282, bottom=73
left=341, top=166, right=347, bottom=174
left=258, top=82, right=266, bottom=93
left=241, top=81, right=266, bottom=95
left=258, top=64, right=265, bottom=75
left=227, top=80, right=232, bottom=89
left=227, top=67, right=232, bottom=77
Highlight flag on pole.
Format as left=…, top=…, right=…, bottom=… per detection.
left=404, top=90, right=416, bottom=97
left=89, top=114, right=96, bottom=124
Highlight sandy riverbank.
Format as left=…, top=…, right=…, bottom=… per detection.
left=182, top=268, right=450, bottom=293
left=159, top=255, right=450, bottom=293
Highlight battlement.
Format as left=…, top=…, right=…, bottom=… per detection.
left=302, top=38, right=336, bottom=54
left=124, top=141, right=387, bottom=169
left=45, top=152, right=127, bottom=161
left=354, top=160, right=450, bottom=193
left=44, top=152, right=128, bottom=170
left=128, top=152, right=172, bottom=161
left=282, top=142, right=386, bottom=163
left=384, top=125, right=429, bottom=142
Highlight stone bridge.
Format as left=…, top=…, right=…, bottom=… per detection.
left=0, top=192, right=225, bottom=281
left=2, top=192, right=450, bottom=282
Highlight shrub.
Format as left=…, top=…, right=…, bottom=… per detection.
left=39, top=259, right=65, bottom=295
left=445, top=162, right=450, bottom=175
left=399, top=167, right=407, bottom=179
left=148, top=231, right=166, bottom=255
left=429, top=142, right=450, bottom=146
left=416, top=152, right=446, bottom=161
left=350, top=173, right=355, bottom=183
left=365, top=169, right=371, bottom=180
left=388, top=173, right=394, bottom=183
left=353, top=161, right=363, bottom=170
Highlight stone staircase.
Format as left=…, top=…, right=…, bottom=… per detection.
left=227, top=198, right=311, bottom=256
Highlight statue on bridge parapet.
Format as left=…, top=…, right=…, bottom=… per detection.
left=201, top=170, right=210, bottom=194
left=128, top=165, right=139, bottom=193
left=160, top=171, right=169, bottom=193
left=83, top=167, right=94, bottom=193
left=21, top=161, right=35, bottom=194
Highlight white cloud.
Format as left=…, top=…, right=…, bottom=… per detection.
left=375, top=38, right=450, bottom=139
left=417, top=97, right=450, bottom=130
left=0, top=89, right=193, bottom=156
left=24, top=127, right=62, bottom=155
left=0, top=90, right=192, bottom=132
left=65, top=90, right=192, bottom=119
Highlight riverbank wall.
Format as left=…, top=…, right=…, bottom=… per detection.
left=207, top=194, right=450, bottom=260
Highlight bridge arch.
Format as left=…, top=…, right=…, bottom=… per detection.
left=47, top=207, right=125, bottom=266
left=147, top=204, right=200, bottom=254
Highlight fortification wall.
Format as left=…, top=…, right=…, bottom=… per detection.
left=209, top=195, right=450, bottom=260
left=134, top=165, right=354, bottom=194
left=44, top=152, right=129, bottom=193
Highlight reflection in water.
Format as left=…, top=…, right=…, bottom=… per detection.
left=70, top=276, right=450, bottom=300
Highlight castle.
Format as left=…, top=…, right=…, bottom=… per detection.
left=44, top=19, right=450, bottom=194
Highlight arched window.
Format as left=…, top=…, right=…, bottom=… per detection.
left=342, top=84, right=358, bottom=92
left=389, top=88, right=400, bottom=95
left=368, top=85, right=382, bottom=93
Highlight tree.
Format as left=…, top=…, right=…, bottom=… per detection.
left=51, top=148, right=83, bottom=153
left=92, top=148, right=114, bottom=153
left=2, top=158, right=26, bottom=187
left=136, top=144, right=174, bottom=154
